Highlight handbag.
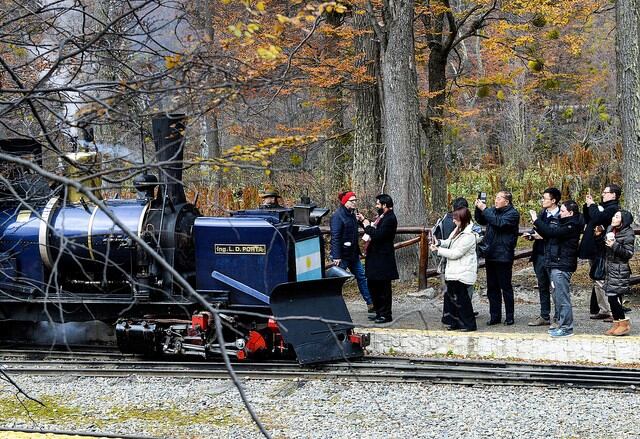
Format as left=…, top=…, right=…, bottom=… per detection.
left=589, top=256, right=606, bottom=281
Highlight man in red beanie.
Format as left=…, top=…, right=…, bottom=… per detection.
left=330, top=191, right=373, bottom=313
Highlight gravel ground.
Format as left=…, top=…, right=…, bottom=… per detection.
left=2, top=376, right=640, bottom=438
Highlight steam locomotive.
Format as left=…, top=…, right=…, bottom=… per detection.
left=0, top=115, right=368, bottom=364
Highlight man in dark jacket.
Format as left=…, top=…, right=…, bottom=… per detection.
left=578, top=184, right=621, bottom=319
left=531, top=200, right=583, bottom=337
left=330, top=191, right=373, bottom=312
left=356, top=194, right=398, bottom=324
left=475, top=190, right=520, bottom=326
left=525, top=188, right=561, bottom=327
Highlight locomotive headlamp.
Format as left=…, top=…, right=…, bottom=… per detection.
left=293, top=197, right=329, bottom=226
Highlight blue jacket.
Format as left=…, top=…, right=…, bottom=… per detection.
left=474, top=204, right=520, bottom=262
left=330, top=205, right=360, bottom=262
left=534, top=213, right=583, bottom=272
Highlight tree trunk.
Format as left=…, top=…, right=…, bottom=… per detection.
left=322, top=86, right=347, bottom=206
left=617, top=0, right=640, bottom=220
left=424, top=46, right=448, bottom=214
left=352, top=9, right=383, bottom=212
left=380, top=0, right=427, bottom=280
left=321, top=14, right=347, bottom=206
left=205, top=112, right=222, bottom=187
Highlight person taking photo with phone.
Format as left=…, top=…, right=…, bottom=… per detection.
left=474, top=190, right=520, bottom=326
left=578, top=184, right=622, bottom=321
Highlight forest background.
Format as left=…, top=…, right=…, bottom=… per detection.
left=1, top=0, right=639, bottom=279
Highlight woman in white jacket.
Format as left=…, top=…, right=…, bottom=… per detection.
left=430, top=207, right=478, bottom=331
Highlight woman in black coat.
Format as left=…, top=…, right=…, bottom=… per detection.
left=356, top=194, right=398, bottom=324
left=602, top=210, right=635, bottom=336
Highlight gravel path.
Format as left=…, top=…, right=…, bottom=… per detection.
left=2, top=376, right=639, bottom=438
left=346, top=262, right=640, bottom=335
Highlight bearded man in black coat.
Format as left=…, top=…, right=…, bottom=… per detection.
left=356, top=194, right=398, bottom=324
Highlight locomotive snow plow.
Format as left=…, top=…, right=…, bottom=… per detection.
left=270, top=276, right=369, bottom=365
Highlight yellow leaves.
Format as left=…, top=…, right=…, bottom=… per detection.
left=164, top=54, right=181, bottom=69
left=223, top=135, right=317, bottom=167
left=528, top=59, right=544, bottom=72
left=228, top=24, right=243, bottom=37
left=256, top=1, right=265, bottom=11
left=276, top=14, right=289, bottom=24
left=496, top=90, right=506, bottom=100
left=562, top=34, right=585, bottom=56
left=257, top=44, right=282, bottom=60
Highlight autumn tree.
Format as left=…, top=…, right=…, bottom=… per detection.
left=351, top=3, right=383, bottom=210
left=367, top=0, right=427, bottom=279
left=616, top=0, right=640, bottom=218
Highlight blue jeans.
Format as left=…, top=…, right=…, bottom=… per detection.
left=340, top=259, right=372, bottom=305
left=550, top=269, right=573, bottom=331
left=533, top=256, right=553, bottom=321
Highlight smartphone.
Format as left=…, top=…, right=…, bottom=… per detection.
left=477, top=191, right=487, bottom=202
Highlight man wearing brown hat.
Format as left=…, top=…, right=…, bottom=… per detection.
left=259, top=190, right=283, bottom=208
left=330, top=191, right=373, bottom=313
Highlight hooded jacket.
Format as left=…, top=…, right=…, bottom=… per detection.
left=533, top=212, right=584, bottom=272
left=437, top=223, right=478, bottom=286
left=602, top=210, right=635, bottom=296
left=578, top=198, right=620, bottom=259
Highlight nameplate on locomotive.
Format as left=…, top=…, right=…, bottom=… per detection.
left=214, top=244, right=267, bottom=255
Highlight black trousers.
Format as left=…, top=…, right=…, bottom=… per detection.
left=368, top=279, right=392, bottom=320
left=444, top=280, right=477, bottom=330
left=608, top=295, right=625, bottom=320
left=486, top=260, right=514, bottom=321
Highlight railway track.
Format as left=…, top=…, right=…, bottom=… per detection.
left=1, top=347, right=639, bottom=390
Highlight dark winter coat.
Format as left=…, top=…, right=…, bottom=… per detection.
left=530, top=207, right=560, bottom=262
left=578, top=199, right=620, bottom=260
left=474, top=204, right=520, bottom=262
left=363, top=210, right=399, bottom=280
left=433, top=212, right=455, bottom=241
left=330, top=205, right=360, bottom=263
left=602, top=211, right=635, bottom=296
left=533, top=213, right=583, bottom=272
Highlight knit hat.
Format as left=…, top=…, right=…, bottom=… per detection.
left=340, top=191, right=356, bottom=205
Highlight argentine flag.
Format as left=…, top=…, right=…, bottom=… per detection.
left=295, top=238, right=322, bottom=281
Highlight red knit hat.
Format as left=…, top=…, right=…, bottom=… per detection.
left=340, top=191, right=356, bottom=205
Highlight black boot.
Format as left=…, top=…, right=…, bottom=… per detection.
left=590, top=286, right=599, bottom=315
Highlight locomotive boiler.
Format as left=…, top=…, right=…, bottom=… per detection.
left=0, top=115, right=368, bottom=364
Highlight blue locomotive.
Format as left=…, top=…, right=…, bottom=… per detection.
left=0, top=115, right=368, bottom=364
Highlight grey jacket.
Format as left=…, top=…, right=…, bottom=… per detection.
left=603, top=211, right=635, bottom=297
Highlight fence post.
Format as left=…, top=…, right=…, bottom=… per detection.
left=418, top=228, right=429, bottom=289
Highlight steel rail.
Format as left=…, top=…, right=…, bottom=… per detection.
left=1, top=355, right=640, bottom=390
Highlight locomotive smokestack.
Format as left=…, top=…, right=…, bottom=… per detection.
left=152, top=114, right=186, bottom=204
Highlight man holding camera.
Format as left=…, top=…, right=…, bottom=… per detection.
left=475, top=191, right=520, bottom=326
left=525, top=188, right=561, bottom=327
left=578, top=184, right=621, bottom=320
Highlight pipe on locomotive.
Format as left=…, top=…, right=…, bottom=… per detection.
left=151, top=114, right=186, bottom=204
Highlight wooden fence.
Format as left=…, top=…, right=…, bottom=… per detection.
left=320, top=226, right=640, bottom=290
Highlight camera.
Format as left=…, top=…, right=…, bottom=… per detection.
left=477, top=191, right=487, bottom=203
